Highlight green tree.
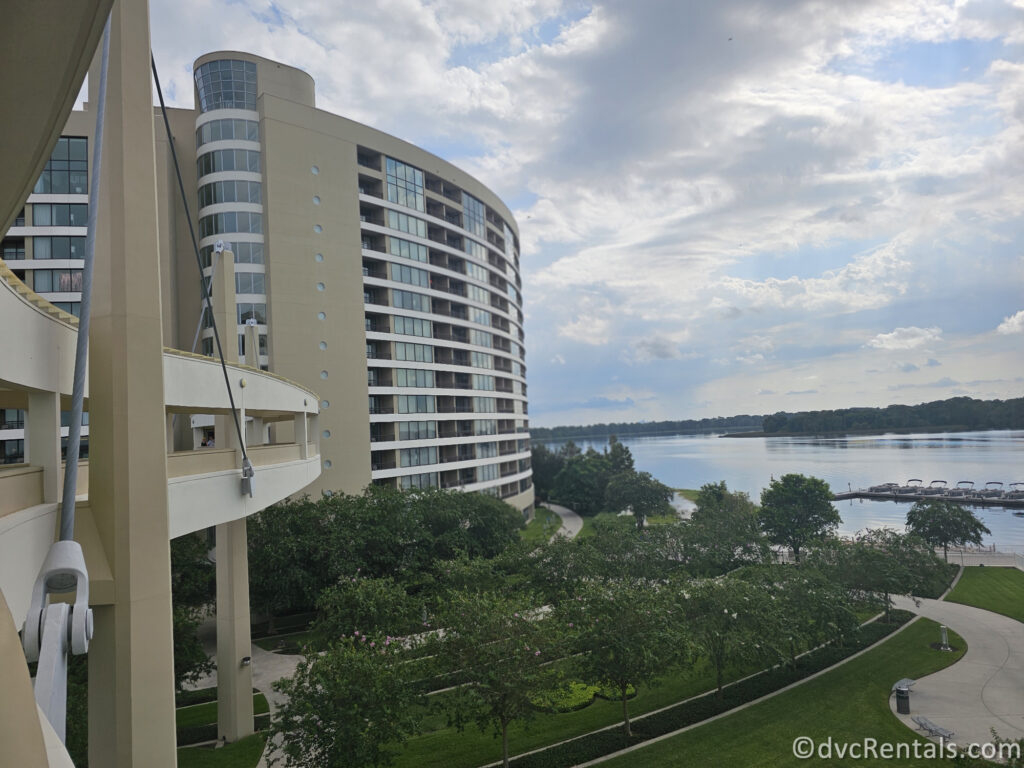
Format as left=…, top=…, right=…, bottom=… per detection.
left=906, top=500, right=991, bottom=562
left=270, top=636, right=421, bottom=768
left=759, top=474, right=841, bottom=562
left=431, top=591, right=562, bottom=768
left=678, top=575, right=783, bottom=697
left=686, top=482, right=767, bottom=575
left=605, top=435, right=635, bottom=474
left=313, top=575, right=420, bottom=647
left=552, top=449, right=610, bottom=516
left=530, top=444, right=564, bottom=501
left=170, top=532, right=215, bottom=690
left=604, top=470, right=673, bottom=530
left=560, top=579, right=684, bottom=737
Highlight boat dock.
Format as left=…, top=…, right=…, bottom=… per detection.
left=834, top=480, right=1024, bottom=510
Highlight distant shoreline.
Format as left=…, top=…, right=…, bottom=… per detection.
left=721, top=424, right=996, bottom=439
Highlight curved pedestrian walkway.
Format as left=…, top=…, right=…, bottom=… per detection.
left=890, top=595, right=1024, bottom=748
left=545, top=502, right=584, bottom=540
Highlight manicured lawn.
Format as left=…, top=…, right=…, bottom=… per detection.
left=576, top=516, right=597, bottom=539
left=675, top=489, right=699, bottom=503
left=392, top=656, right=767, bottom=768
left=600, top=619, right=966, bottom=767
left=177, top=694, right=269, bottom=729
left=521, top=510, right=563, bottom=544
left=252, top=629, right=316, bottom=654
left=177, top=733, right=267, bottom=768
left=945, top=567, right=1024, bottom=623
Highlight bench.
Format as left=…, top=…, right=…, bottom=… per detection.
left=912, top=716, right=954, bottom=740
left=891, top=678, right=915, bottom=693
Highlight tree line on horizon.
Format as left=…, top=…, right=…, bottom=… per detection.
left=531, top=396, right=1024, bottom=441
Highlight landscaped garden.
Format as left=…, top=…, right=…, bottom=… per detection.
left=945, top=566, right=1024, bottom=622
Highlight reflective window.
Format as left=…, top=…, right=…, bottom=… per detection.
left=236, top=302, right=266, bottom=324
left=386, top=210, right=427, bottom=238
left=400, top=446, right=437, bottom=467
left=196, top=118, right=259, bottom=146
left=472, top=374, right=495, bottom=391
left=469, top=329, right=493, bottom=348
left=390, top=263, right=429, bottom=288
left=462, top=193, right=486, bottom=238
left=235, top=272, right=266, bottom=294
left=389, top=236, right=428, bottom=263
left=473, top=396, right=496, bottom=413
left=400, top=471, right=438, bottom=490
left=198, top=180, right=262, bottom=207
left=199, top=211, right=263, bottom=237
left=466, top=284, right=490, bottom=305
left=392, top=289, right=429, bottom=312
left=465, top=261, right=489, bottom=283
left=477, top=463, right=499, bottom=482
left=474, top=419, right=497, bottom=435
left=33, top=269, right=83, bottom=292
left=398, top=421, right=436, bottom=440
left=397, top=395, right=435, bottom=413
left=469, top=307, right=491, bottom=327
left=197, top=149, right=261, bottom=177
left=194, top=59, right=258, bottom=113
left=395, top=368, right=434, bottom=388
left=385, top=157, right=425, bottom=211
left=33, top=137, right=88, bottom=194
left=478, top=442, right=498, bottom=459
left=50, top=301, right=81, bottom=317
left=32, top=237, right=86, bottom=260
left=2, top=239, right=25, bottom=259
left=464, top=239, right=487, bottom=261
left=393, top=316, right=432, bottom=338
left=32, top=204, right=88, bottom=226
left=395, top=342, right=433, bottom=362
left=1, top=439, right=25, bottom=465
left=471, top=351, right=493, bottom=369
left=200, top=241, right=264, bottom=267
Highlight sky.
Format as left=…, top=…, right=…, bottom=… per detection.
left=147, top=0, right=1024, bottom=428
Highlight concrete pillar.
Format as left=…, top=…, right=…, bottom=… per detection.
left=211, top=250, right=238, bottom=454
left=26, top=391, right=61, bottom=504
left=86, top=0, right=177, bottom=765
left=216, top=518, right=254, bottom=742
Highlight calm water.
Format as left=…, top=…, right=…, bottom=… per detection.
left=548, top=430, right=1024, bottom=548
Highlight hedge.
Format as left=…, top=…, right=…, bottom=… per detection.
left=509, top=612, right=913, bottom=768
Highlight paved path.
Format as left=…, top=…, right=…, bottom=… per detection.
left=545, top=502, right=583, bottom=540
left=891, top=595, right=1024, bottom=748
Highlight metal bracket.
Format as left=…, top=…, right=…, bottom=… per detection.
left=241, top=456, right=255, bottom=497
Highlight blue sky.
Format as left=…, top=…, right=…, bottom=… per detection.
left=149, top=0, right=1024, bottom=428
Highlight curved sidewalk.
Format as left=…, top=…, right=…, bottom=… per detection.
left=545, top=502, right=584, bottom=540
left=891, top=596, right=1024, bottom=747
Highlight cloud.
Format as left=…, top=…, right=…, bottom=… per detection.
left=867, top=326, right=943, bottom=350
left=897, top=362, right=919, bottom=372
left=925, top=358, right=941, bottom=367
left=996, top=310, right=1024, bottom=334
left=786, top=389, right=819, bottom=395
left=550, top=354, right=566, bottom=364
left=757, top=389, right=776, bottom=396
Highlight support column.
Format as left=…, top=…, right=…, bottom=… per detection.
left=216, top=518, right=254, bottom=741
left=86, top=1, right=177, bottom=766
left=26, top=391, right=61, bottom=504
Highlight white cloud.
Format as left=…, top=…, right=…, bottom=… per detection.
left=867, top=326, right=943, bottom=350
left=997, top=310, right=1024, bottom=334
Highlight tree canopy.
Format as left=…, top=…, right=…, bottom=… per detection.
left=759, top=474, right=841, bottom=562
left=906, top=500, right=991, bottom=562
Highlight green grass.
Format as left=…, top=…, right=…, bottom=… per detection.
left=176, top=694, right=270, bottom=730
left=674, top=489, right=699, bottom=502
left=252, top=629, right=316, bottom=653
left=945, top=566, right=1024, bottom=623
left=576, top=516, right=597, bottom=539
left=600, top=619, right=966, bottom=767
left=646, top=514, right=681, bottom=526
left=392, top=655, right=766, bottom=768
left=177, top=733, right=267, bottom=768
left=521, top=511, right=563, bottom=544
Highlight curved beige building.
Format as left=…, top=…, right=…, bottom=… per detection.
left=181, top=51, right=534, bottom=513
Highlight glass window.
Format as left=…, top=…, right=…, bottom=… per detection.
left=391, top=263, right=429, bottom=288
left=395, top=368, right=434, bottom=388
left=466, top=284, right=490, bottom=305
left=200, top=241, right=265, bottom=267
left=385, top=157, right=425, bottom=211
left=386, top=210, right=427, bottom=238
left=472, top=374, right=495, bottom=391
left=196, top=118, right=260, bottom=147
left=464, top=239, right=488, bottom=261
left=235, top=271, right=266, bottom=294
left=2, top=239, right=25, bottom=259
left=393, top=315, right=432, bottom=338
left=397, top=395, right=435, bottom=414
left=471, top=351, right=493, bottom=369
left=33, top=269, right=83, bottom=293
left=388, top=237, right=428, bottom=263
left=199, top=211, right=262, bottom=238
left=196, top=149, right=261, bottom=178
left=465, top=261, right=489, bottom=283
left=400, top=472, right=438, bottom=490
left=462, top=193, right=486, bottom=238
left=194, top=59, right=258, bottom=112
left=478, top=442, right=498, bottom=459
left=473, top=397, right=496, bottom=413
left=477, top=463, right=499, bottom=482
left=398, top=421, right=437, bottom=440
left=236, top=302, right=267, bottom=324
left=394, top=342, right=433, bottom=362
left=198, top=180, right=262, bottom=207
left=392, top=289, right=429, bottom=312
left=33, top=137, right=88, bottom=194
left=400, top=446, right=437, bottom=467
left=474, top=419, right=497, bottom=435
left=469, top=307, right=491, bottom=326
left=469, top=329, right=493, bottom=348
left=1, top=439, right=25, bottom=465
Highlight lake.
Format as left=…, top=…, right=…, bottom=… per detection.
left=546, top=430, right=1024, bottom=549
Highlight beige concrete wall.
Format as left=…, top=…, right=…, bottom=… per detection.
left=259, top=93, right=372, bottom=496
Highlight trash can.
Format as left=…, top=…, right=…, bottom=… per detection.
left=895, top=686, right=910, bottom=715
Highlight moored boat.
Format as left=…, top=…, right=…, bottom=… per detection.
left=977, top=481, right=1005, bottom=499
left=918, top=480, right=948, bottom=497
left=947, top=481, right=974, bottom=498
left=1005, top=483, right=1024, bottom=501
left=896, top=479, right=924, bottom=496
